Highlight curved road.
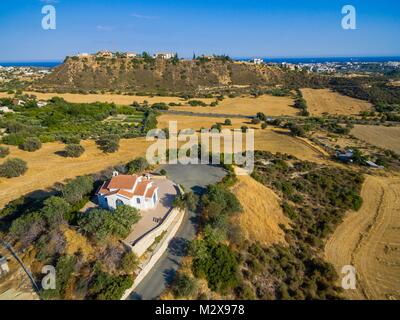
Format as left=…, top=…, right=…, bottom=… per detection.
left=127, top=164, right=227, bottom=300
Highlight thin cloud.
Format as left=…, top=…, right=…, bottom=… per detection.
left=131, top=13, right=158, bottom=20
left=40, top=0, right=60, bottom=4
left=96, top=25, right=115, bottom=32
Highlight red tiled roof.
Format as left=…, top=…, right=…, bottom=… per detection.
left=145, top=186, right=158, bottom=199
left=133, top=180, right=152, bottom=196
left=107, top=175, right=138, bottom=190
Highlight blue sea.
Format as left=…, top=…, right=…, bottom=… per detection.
left=0, top=61, right=61, bottom=68
left=0, top=57, right=399, bottom=68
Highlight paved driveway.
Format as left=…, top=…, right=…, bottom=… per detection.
left=127, top=164, right=227, bottom=300
left=125, top=178, right=178, bottom=245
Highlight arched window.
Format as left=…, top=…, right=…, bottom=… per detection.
left=116, top=199, right=124, bottom=207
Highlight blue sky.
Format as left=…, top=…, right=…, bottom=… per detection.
left=0, top=0, right=399, bottom=61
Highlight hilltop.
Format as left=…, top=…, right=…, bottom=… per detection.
left=32, top=54, right=327, bottom=94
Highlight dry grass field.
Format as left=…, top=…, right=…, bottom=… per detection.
left=351, top=125, right=400, bottom=154
left=158, top=114, right=260, bottom=131
left=231, top=175, right=289, bottom=246
left=301, top=88, right=372, bottom=116
left=0, top=91, right=213, bottom=106
left=325, top=175, right=400, bottom=300
left=0, top=138, right=150, bottom=208
left=169, top=95, right=297, bottom=116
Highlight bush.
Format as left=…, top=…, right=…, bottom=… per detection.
left=62, top=175, right=94, bottom=204
left=173, top=273, right=198, bottom=298
left=224, top=119, right=232, bottom=126
left=0, top=146, right=10, bottom=158
left=159, top=169, right=167, bottom=176
left=121, top=252, right=139, bottom=274
left=251, top=118, right=261, bottom=125
left=261, top=123, right=267, bottom=130
left=192, top=241, right=239, bottom=292
left=96, top=134, right=120, bottom=153
left=64, top=144, right=85, bottom=158
left=78, top=205, right=140, bottom=241
left=19, top=137, right=42, bottom=152
left=127, top=157, right=149, bottom=173
left=88, top=271, right=133, bottom=300
left=0, top=158, right=28, bottom=178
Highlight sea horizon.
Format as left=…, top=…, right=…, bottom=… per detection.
left=1, top=56, right=400, bottom=68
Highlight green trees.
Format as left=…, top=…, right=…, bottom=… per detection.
left=192, top=241, right=238, bottom=292
left=64, top=144, right=85, bottom=158
left=41, top=196, right=71, bottom=227
left=0, top=146, right=10, bottom=158
left=127, top=157, right=149, bottom=173
left=78, top=205, right=140, bottom=241
left=19, top=137, right=42, bottom=152
left=62, top=175, right=94, bottom=205
left=41, top=255, right=77, bottom=300
left=173, top=192, right=198, bottom=211
left=88, top=271, right=133, bottom=300
left=0, top=158, right=28, bottom=178
left=224, top=119, right=232, bottom=126
left=96, top=134, right=120, bottom=153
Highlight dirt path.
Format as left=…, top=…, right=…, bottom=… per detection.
left=325, top=175, right=400, bottom=300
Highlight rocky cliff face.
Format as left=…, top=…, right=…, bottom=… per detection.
left=33, top=56, right=325, bottom=93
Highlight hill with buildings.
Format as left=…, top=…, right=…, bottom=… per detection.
left=32, top=52, right=327, bottom=94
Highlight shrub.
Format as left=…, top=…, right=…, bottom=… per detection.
left=78, top=205, right=140, bottom=241
left=127, top=157, right=149, bottom=173
left=62, top=175, right=94, bottom=205
left=121, top=252, right=139, bottom=274
left=241, top=126, right=248, bottom=133
left=0, top=158, right=28, bottom=178
left=64, top=144, right=85, bottom=158
left=251, top=118, right=261, bottom=125
left=88, top=271, right=133, bottom=300
left=96, top=134, right=120, bottom=153
left=261, top=123, right=267, bottom=130
left=19, top=137, right=42, bottom=152
left=173, top=273, right=198, bottom=298
left=159, top=169, right=167, bottom=176
left=192, top=241, right=239, bottom=292
left=224, top=119, right=232, bottom=126
left=0, top=146, right=10, bottom=158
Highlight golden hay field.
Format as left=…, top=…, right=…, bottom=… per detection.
left=325, top=175, right=400, bottom=300
left=157, top=114, right=260, bottom=131
left=301, top=88, right=372, bottom=116
left=351, top=125, right=400, bottom=154
left=169, top=95, right=298, bottom=116
left=0, top=139, right=150, bottom=208
left=231, top=175, right=289, bottom=246
left=0, top=91, right=213, bottom=106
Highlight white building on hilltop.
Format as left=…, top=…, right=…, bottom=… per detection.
left=96, top=173, right=159, bottom=211
left=155, top=52, right=175, bottom=60
left=253, top=58, right=264, bottom=65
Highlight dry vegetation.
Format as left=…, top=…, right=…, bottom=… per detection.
left=158, top=114, right=259, bottom=131
left=301, top=88, right=372, bottom=116
left=0, top=138, right=150, bottom=208
left=169, top=95, right=298, bottom=116
left=0, top=91, right=210, bottom=106
left=325, top=174, right=400, bottom=300
left=231, top=175, right=289, bottom=246
left=351, top=125, right=400, bottom=154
